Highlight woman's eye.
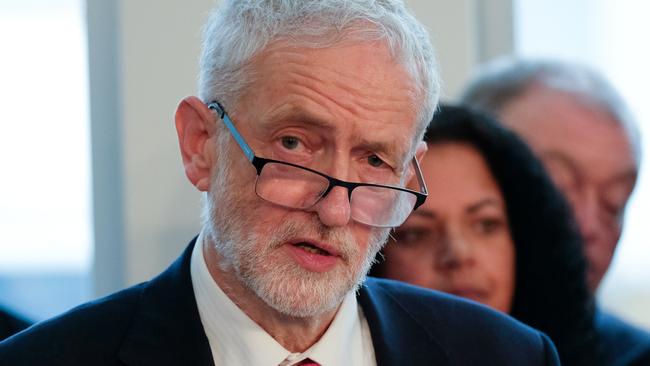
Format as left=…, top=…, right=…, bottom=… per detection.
left=394, top=228, right=428, bottom=245
left=475, top=218, right=502, bottom=234
left=281, top=136, right=300, bottom=150
left=368, top=154, right=385, bottom=168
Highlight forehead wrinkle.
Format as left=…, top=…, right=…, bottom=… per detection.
left=327, top=68, right=418, bottom=114
left=284, top=66, right=416, bottom=123
left=251, top=43, right=420, bottom=117
left=259, top=103, right=336, bottom=131
left=266, top=44, right=418, bottom=115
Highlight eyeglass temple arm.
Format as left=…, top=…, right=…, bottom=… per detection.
left=412, top=157, right=428, bottom=196
left=207, top=101, right=255, bottom=162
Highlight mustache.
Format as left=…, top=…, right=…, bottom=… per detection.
left=267, top=216, right=358, bottom=261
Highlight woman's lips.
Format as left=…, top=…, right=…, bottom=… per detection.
left=446, top=286, right=489, bottom=302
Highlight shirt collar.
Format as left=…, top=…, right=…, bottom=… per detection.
left=299, top=292, right=364, bottom=365
left=190, top=231, right=366, bottom=366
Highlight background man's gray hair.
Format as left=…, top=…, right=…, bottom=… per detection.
left=460, top=57, right=642, bottom=165
left=198, top=0, right=440, bottom=142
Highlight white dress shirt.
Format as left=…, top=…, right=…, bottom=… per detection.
left=190, top=232, right=377, bottom=366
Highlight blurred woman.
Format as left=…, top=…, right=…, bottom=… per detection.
left=371, top=105, right=602, bottom=366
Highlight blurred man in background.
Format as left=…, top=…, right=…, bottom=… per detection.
left=462, top=58, right=650, bottom=365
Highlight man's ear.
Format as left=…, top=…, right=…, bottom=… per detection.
left=175, top=96, right=216, bottom=192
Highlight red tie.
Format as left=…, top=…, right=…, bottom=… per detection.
left=296, top=359, right=320, bottom=366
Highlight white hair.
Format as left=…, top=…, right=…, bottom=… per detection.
left=461, top=57, right=642, bottom=165
left=198, top=0, right=439, bottom=141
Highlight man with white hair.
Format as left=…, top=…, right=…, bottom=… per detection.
left=462, top=58, right=650, bottom=366
left=1, top=2, right=559, bottom=365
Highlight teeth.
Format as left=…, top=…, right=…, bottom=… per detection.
left=297, top=243, right=329, bottom=255
left=303, top=246, right=320, bottom=254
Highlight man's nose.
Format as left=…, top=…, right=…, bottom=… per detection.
left=573, top=188, right=600, bottom=246
left=311, top=185, right=352, bottom=227
left=435, top=231, right=474, bottom=270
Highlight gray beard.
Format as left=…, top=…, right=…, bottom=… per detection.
left=202, top=145, right=390, bottom=317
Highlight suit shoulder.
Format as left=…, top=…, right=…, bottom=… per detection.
left=363, top=277, right=559, bottom=365
left=0, top=282, right=146, bottom=364
left=364, top=277, right=518, bottom=325
left=0, top=307, right=31, bottom=341
left=596, top=309, right=650, bottom=365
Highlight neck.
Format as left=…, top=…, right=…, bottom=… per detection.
left=202, top=235, right=340, bottom=352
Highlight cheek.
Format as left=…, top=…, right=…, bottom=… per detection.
left=237, top=200, right=297, bottom=242
left=380, top=244, right=436, bottom=285
left=601, top=223, right=622, bottom=246
left=583, top=240, right=616, bottom=272
left=585, top=221, right=620, bottom=262
left=354, top=224, right=386, bottom=250
left=479, top=235, right=516, bottom=313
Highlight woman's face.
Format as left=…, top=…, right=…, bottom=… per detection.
left=384, top=142, right=516, bottom=313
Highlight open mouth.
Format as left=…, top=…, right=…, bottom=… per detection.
left=293, top=242, right=332, bottom=256
left=285, top=238, right=342, bottom=272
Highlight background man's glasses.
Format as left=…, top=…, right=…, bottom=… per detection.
left=208, top=101, right=428, bottom=228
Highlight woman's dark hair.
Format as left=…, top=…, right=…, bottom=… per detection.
left=373, top=104, right=602, bottom=365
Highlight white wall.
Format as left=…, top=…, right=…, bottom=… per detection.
left=88, top=0, right=214, bottom=294
left=87, top=0, right=511, bottom=293
left=407, top=0, right=513, bottom=99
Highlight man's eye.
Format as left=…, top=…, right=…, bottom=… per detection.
left=281, top=136, right=300, bottom=150
left=601, top=201, right=624, bottom=223
left=368, top=155, right=385, bottom=168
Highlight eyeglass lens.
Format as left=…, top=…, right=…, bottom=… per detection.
left=255, top=161, right=417, bottom=227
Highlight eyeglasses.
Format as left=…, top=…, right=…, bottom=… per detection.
left=207, top=101, right=428, bottom=228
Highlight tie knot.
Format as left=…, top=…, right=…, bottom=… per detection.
left=296, top=358, right=320, bottom=366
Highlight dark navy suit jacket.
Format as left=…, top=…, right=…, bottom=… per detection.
left=0, top=307, right=31, bottom=342
left=0, top=238, right=559, bottom=365
left=596, top=308, right=650, bottom=366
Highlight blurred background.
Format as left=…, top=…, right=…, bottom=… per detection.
left=0, top=0, right=648, bottom=329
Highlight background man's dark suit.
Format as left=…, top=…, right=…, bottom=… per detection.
left=596, top=309, right=650, bottom=366
left=0, top=306, right=31, bottom=342
left=0, top=238, right=559, bottom=365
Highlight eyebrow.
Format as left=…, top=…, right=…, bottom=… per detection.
left=409, top=198, right=502, bottom=220
left=260, top=106, right=336, bottom=133
left=542, top=150, right=638, bottom=187
left=603, top=170, right=638, bottom=188
left=411, top=209, right=436, bottom=219
left=467, top=198, right=503, bottom=213
left=354, top=137, right=406, bottom=166
left=262, top=105, right=409, bottom=166
left=540, top=150, right=580, bottom=174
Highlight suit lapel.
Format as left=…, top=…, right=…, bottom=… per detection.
left=118, top=238, right=214, bottom=366
left=358, top=278, right=449, bottom=366
left=115, top=241, right=449, bottom=366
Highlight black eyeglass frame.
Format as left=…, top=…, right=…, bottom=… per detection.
left=207, top=101, right=428, bottom=223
